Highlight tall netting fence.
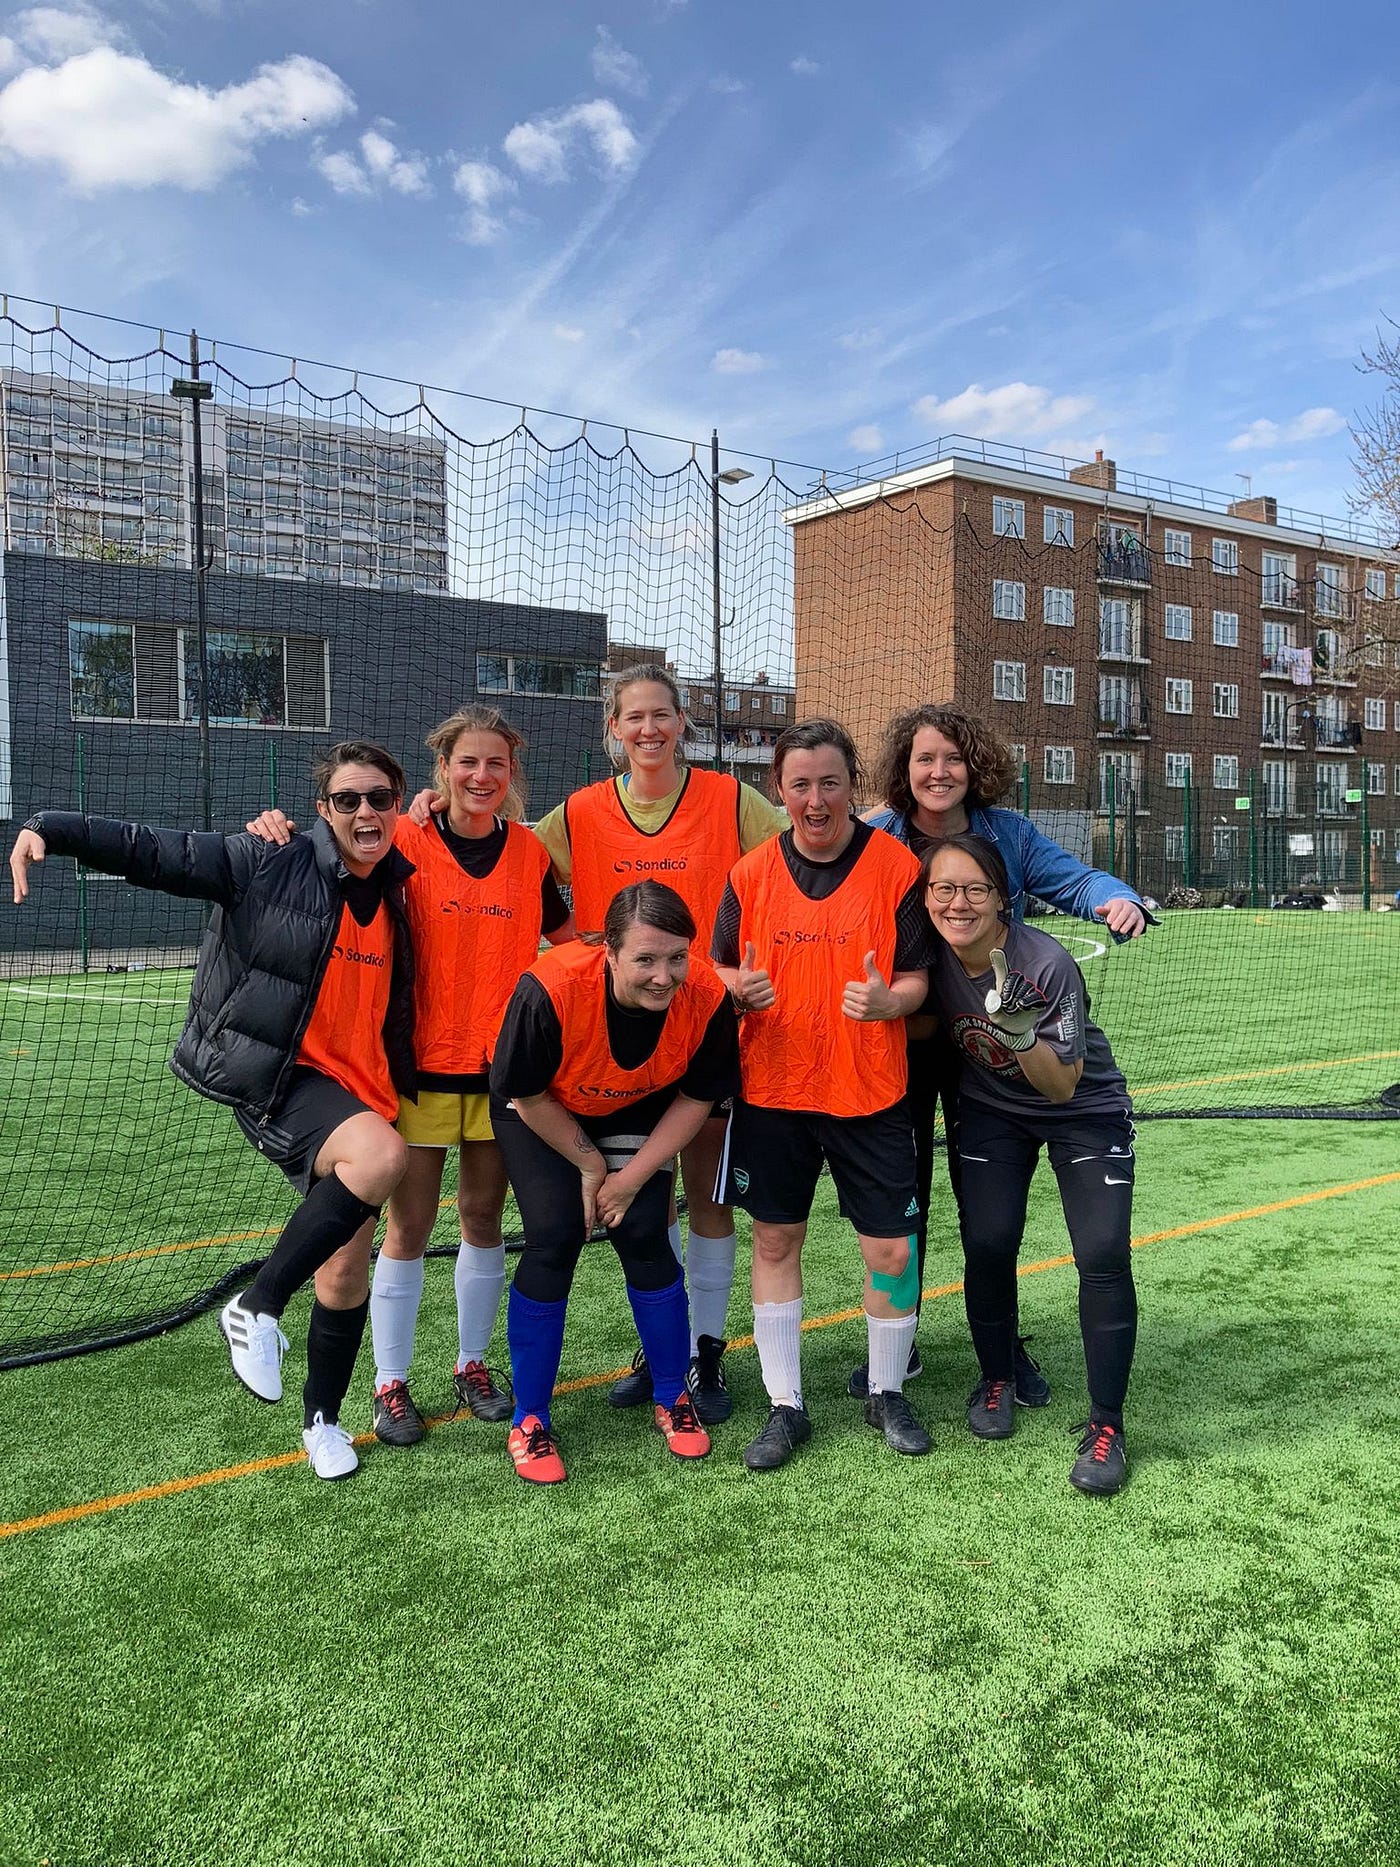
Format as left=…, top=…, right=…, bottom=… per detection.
left=1, top=304, right=1395, bottom=1365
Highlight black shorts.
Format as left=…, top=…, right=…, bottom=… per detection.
left=955, top=1098, right=1136, bottom=1177
left=720, top=1097, right=920, bottom=1238
left=234, top=1066, right=378, bottom=1196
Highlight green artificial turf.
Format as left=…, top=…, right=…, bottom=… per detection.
left=1, top=1120, right=1398, bottom=1867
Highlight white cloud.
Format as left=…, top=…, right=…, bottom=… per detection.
left=592, top=27, right=647, bottom=97
left=839, top=327, right=883, bottom=352
left=790, top=55, right=820, bottom=76
left=912, top=380, right=1096, bottom=441
left=712, top=347, right=767, bottom=374
left=0, top=37, right=18, bottom=73
left=1227, top=405, right=1345, bottom=452
left=848, top=424, right=883, bottom=453
left=12, top=5, right=121, bottom=60
left=289, top=194, right=314, bottom=216
left=503, top=98, right=638, bottom=183
left=552, top=323, right=585, bottom=343
left=452, top=157, right=515, bottom=243
left=709, top=74, right=746, bottom=95
left=0, top=47, right=353, bottom=190
left=315, top=126, right=431, bottom=199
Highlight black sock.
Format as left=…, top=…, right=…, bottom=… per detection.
left=303, top=1297, right=369, bottom=1429
left=966, top=1316, right=1017, bottom=1381
left=1088, top=1405, right=1125, bottom=1433
left=244, top=1172, right=379, bottom=1319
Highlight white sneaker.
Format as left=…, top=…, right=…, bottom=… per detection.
left=219, top=1293, right=289, bottom=1402
left=302, top=1412, right=359, bottom=1481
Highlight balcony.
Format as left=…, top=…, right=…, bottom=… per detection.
left=1261, top=577, right=1302, bottom=610
left=1260, top=651, right=1307, bottom=680
left=1097, top=541, right=1153, bottom=587
left=1314, top=719, right=1360, bottom=750
left=1097, top=705, right=1150, bottom=739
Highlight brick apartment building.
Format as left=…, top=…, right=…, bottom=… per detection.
left=787, top=448, right=1400, bottom=897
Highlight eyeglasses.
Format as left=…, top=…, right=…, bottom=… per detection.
left=325, top=787, right=399, bottom=814
left=928, top=880, right=995, bottom=905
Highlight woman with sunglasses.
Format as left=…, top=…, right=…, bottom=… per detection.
left=249, top=705, right=573, bottom=1447
left=712, top=718, right=936, bottom=1470
left=12, top=742, right=418, bottom=1482
left=529, top=663, right=786, bottom=1424
left=850, top=703, right=1150, bottom=1407
left=922, top=833, right=1137, bottom=1496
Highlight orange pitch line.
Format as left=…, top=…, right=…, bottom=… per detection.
left=4, top=1168, right=1400, bottom=1542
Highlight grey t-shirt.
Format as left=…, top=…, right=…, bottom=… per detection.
left=928, top=920, right=1130, bottom=1121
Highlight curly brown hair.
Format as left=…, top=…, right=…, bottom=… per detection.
left=873, top=704, right=1016, bottom=816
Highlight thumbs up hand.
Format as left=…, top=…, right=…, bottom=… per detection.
left=735, top=939, right=776, bottom=1012
left=842, top=950, right=897, bottom=1022
left=983, top=948, right=1049, bottom=1050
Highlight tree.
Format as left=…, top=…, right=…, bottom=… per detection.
left=1350, top=318, right=1400, bottom=542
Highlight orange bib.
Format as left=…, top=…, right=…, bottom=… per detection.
left=564, top=768, right=742, bottom=950
left=297, top=901, right=396, bottom=1119
left=731, top=832, right=921, bottom=1118
left=396, top=816, right=550, bottom=1074
left=528, top=941, right=726, bottom=1114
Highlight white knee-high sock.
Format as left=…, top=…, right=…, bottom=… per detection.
left=866, top=1310, right=918, bottom=1397
left=753, top=1297, right=804, bottom=1409
left=686, top=1232, right=736, bottom=1351
left=370, top=1254, right=425, bottom=1388
left=454, top=1239, right=507, bottom=1368
left=667, top=1219, right=683, bottom=1268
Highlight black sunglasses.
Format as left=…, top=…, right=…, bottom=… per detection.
left=325, top=786, right=400, bottom=814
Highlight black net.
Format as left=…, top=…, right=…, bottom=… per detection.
left=1, top=302, right=1396, bottom=1365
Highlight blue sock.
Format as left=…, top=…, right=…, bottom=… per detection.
left=507, top=1285, right=568, bottom=1428
left=626, top=1275, right=690, bottom=1411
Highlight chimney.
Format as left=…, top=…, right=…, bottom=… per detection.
left=1227, top=494, right=1278, bottom=525
left=1068, top=449, right=1117, bottom=492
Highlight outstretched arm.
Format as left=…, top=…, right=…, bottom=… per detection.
left=15, top=812, right=253, bottom=908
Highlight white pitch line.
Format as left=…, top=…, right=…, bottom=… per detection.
left=1053, top=933, right=1108, bottom=962
left=4, top=984, right=186, bottom=1005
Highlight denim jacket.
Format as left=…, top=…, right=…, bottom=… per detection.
left=865, top=805, right=1153, bottom=944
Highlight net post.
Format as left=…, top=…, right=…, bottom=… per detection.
left=1182, top=769, right=1194, bottom=889
left=75, top=730, right=89, bottom=975
left=1248, top=768, right=1259, bottom=908
left=169, top=333, right=216, bottom=833
left=1107, top=760, right=1117, bottom=874
left=709, top=429, right=726, bottom=776
left=1019, top=758, right=1030, bottom=817
left=1361, top=759, right=1371, bottom=910
left=267, top=740, right=279, bottom=811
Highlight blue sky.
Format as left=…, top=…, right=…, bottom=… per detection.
left=2, top=0, right=1399, bottom=517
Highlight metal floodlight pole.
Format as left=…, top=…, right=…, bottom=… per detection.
left=171, top=333, right=215, bottom=832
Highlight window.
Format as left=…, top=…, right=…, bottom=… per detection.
left=773, top=696, right=788, bottom=715
left=1043, top=586, right=1075, bottom=627
left=1365, top=635, right=1386, bottom=668
left=1365, top=698, right=1386, bottom=731
left=1212, top=537, right=1239, bottom=575
left=1214, top=755, right=1239, bottom=790
left=1367, top=763, right=1386, bottom=795
left=1315, top=628, right=1343, bottom=677
left=1213, top=610, right=1239, bottom=647
left=1163, top=826, right=1185, bottom=859
left=1262, top=760, right=1295, bottom=815
left=1164, top=604, right=1192, bottom=641
left=1098, top=751, right=1141, bottom=809
left=69, top=620, right=135, bottom=719
left=1315, top=761, right=1347, bottom=815
left=1165, top=752, right=1193, bottom=787
left=1212, top=826, right=1241, bottom=861
left=1315, top=564, right=1344, bottom=618
left=993, top=497, right=1024, bottom=539
left=1165, top=678, right=1193, bottom=714
left=1044, top=506, right=1074, bottom=546
left=1365, top=568, right=1387, bottom=600
left=1262, top=550, right=1298, bottom=607
left=1044, top=746, right=1075, bottom=784
left=475, top=653, right=601, bottom=700
left=1043, top=665, right=1075, bottom=706
left=183, top=631, right=289, bottom=725
left=1395, top=701, right=1400, bottom=731
left=1007, top=742, right=1027, bottom=770
left=1395, top=767, right=1400, bottom=798
left=1162, top=528, right=1192, bottom=567
left=750, top=695, right=762, bottom=712
left=993, top=579, right=1026, bottom=620
left=725, top=694, right=739, bottom=712
left=1213, top=683, right=1239, bottom=719
left=1098, top=597, right=1141, bottom=658
left=678, top=687, right=690, bottom=707
left=993, top=660, right=1026, bottom=702
left=1371, top=828, right=1386, bottom=850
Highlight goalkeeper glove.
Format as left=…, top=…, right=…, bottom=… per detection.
left=984, top=948, right=1050, bottom=1052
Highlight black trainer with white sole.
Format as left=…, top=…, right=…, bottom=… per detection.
left=846, top=1344, right=923, bottom=1400
left=686, top=1335, right=733, bottom=1425
left=742, top=1404, right=813, bottom=1471
left=864, top=1390, right=932, bottom=1456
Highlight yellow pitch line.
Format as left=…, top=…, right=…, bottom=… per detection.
left=1133, top=1049, right=1400, bottom=1096
left=5, top=1168, right=1400, bottom=1543
left=0, top=1227, right=282, bottom=1282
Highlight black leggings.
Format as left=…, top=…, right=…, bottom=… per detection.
left=907, top=1033, right=962, bottom=1305
left=955, top=1100, right=1137, bottom=1416
left=493, top=1096, right=679, bottom=1304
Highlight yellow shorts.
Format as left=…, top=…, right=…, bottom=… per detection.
left=397, top=1090, right=494, bottom=1147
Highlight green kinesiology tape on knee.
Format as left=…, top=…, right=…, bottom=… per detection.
left=871, top=1237, right=919, bottom=1311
